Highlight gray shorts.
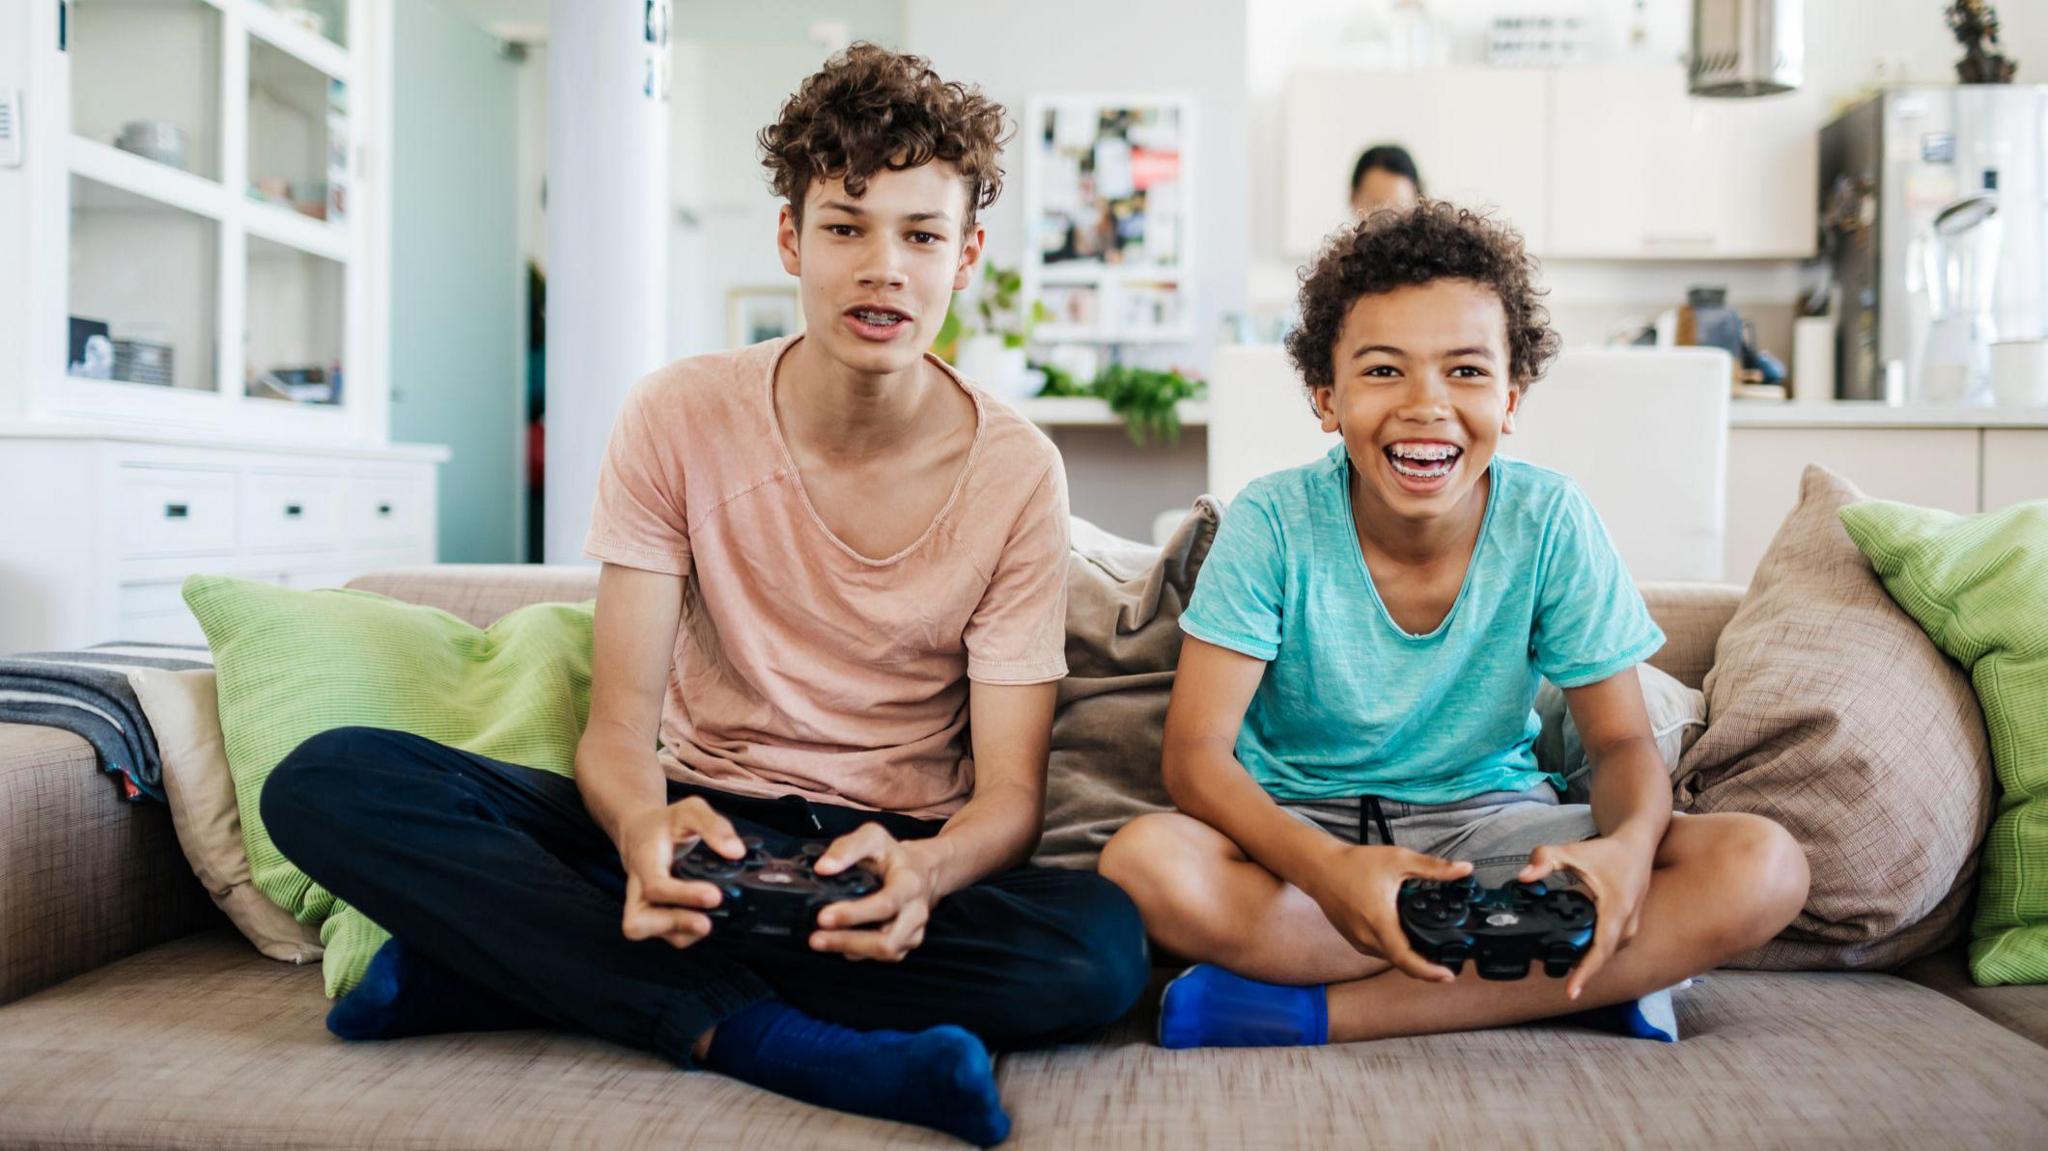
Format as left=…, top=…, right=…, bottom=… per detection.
left=1280, top=785, right=1598, bottom=889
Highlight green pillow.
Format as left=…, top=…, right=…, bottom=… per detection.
left=182, top=575, right=595, bottom=996
left=1839, top=500, right=2048, bottom=985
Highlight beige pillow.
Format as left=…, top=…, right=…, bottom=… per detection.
left=1676, top=466, right=1993, bottom=970
left=129, top=667, right=323, bottom=963
left=1534, top=663, right=1706, bottom=803
left=1034, top=503, right=1219, bottom=871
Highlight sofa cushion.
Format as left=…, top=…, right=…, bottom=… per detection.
left=0, top=724, right=218, bottom=1006
left=1899, top=946, right=2048, bottom=1049
left=1034, top=505, right=1218, bottom=870
left=132, top=666, right=323, bottom=964
left=182, top=575, right=596, bottom=997
left=1534, top=661, right=1705, bottom=802
left=5, top=930, right=2048, bottom=1148
left=1676, top=466, right=1994, bottom=970
left=1841, top=499, right=2048, bottom=986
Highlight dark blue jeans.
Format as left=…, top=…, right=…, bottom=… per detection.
left=262, top=726, right=1149, bottom=1066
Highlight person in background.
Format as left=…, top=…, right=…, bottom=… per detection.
left=1351, top=144, right=1423, bottom=216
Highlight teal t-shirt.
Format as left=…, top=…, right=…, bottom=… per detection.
left=1180, top=446, right=1665, bottom=805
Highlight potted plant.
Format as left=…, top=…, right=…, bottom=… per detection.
left=936, top=263, right=1050, bottom=401
left=1948, top=1, right=2018, bottom=83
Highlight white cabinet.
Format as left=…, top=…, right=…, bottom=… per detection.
left=0, top=2, right=446, bottom=654
left=1724, top=427, right=1980, bottom=583
left=1280, top=66, right=1820, bottom=260
left=0, top=0, right=393, bottom=440
left=1548, top=67, right=1818, bottom=259
left=1282, top=69, right=1552, bottom=257
left=0, top=433, right=443, bottom=652
left=1722, top=424, right=2048, bottom=583
left=1985, top=430, right=2048, bottom=511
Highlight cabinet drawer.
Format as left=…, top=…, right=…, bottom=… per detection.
left=118, top=467, right=238, bottom=558
left=348, top=475, right=431, bottom=547
left=242, top=471, right=343, bottom=553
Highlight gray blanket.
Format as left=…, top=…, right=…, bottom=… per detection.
left=1034, top=500, right=1221, bottom=870
left=0, top=644, right=212, bottom=801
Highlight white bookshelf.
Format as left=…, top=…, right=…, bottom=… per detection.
left=2, top=0, right=391, bottom=442
left=0, top=0, right=441, bottom=652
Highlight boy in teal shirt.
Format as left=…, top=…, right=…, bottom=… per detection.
left=1099, top=203, right=1810, bottom=1048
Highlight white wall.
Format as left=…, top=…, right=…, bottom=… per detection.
left=902, top=0, right=1250, bottom=375
left=516, top=42, right=548, bottom=272
left=1246, top=0, right=2048, bottom=361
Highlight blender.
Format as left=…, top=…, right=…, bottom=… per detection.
left=1919, top=192, right=2001, bottom=403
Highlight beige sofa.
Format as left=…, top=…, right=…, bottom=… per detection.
left=4, top=566, right=2048, bottom=1149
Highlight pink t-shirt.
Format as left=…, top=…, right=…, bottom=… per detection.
left=583, top=336, right=1070, bottom=819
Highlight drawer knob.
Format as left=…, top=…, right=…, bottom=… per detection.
left=284, top=504, right=304, bottom=518
left=164, top=503, right=189, bottom=520
left=376, top=502, right=394, bottom=517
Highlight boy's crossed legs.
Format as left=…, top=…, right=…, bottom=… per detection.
left=1101, top=788, right=1808, bottom=1044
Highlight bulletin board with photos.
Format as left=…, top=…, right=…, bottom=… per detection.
left=1022, top=94, right=1194, bottom=344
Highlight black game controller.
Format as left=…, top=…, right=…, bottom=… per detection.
left=1398, top=877, right=1596, bottom=980
left=672, top=836, right=883, bottom=942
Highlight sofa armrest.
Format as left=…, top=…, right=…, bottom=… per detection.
left=0, top=723, right=219, bottom=1005
left=1638, top=582, right=1744, bottom=691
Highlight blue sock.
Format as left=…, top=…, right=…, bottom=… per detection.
left=1157, top=964, right=1329, bottom=1049
left=704, top=1000, right=1010, bottom=1146
left=326, top=937, right=545, bottom=1041
left=1561, top=985, right=1681, bottom=1043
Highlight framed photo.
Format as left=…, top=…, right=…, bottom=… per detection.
left=726, top=287, right=804, bottom=348
left=1022, top=93, right=1195, bottom=344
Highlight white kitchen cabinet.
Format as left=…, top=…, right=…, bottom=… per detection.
left=1724, top=427, right=1979, bottom=583
left=1548, top=67, right=1818, bottom=259
left=1984, top=430, right=2048, bottom=511
left=1281, top=69, right=1552, bottom=257
left=1281, top=66, right=1819, bottom=261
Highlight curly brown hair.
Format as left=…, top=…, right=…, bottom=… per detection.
left=758, top=43, right=1010, bottom=229
left=1285, top=201, right=1560, bottom=414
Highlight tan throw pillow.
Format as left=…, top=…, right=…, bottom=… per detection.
left=1534, top=663, right=1706, bottom=803
left=1677, top=466, right=1993, bottom=970
left=129, top=667, right=323, bottom=963
left=1034, top=502, right=1219, bottom=871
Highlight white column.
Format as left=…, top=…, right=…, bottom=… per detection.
left=544, top=0, right=670, bottom=564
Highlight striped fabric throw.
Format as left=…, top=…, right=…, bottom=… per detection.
left=0, top=643, right=213, bottom=802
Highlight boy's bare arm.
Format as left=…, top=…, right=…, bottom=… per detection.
left=1561, top=666, right=1671, bottom=851
left=577, top=563, right=683, bottom=842
left=1162, top=637, right=1345, bottom=888
left=1525, top=665, right=1672, bottom=996
left=578, top=562, right=743, bottom=949
left=925, top=679, right=1058, bottom=895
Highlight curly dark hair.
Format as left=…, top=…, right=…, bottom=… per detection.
left=758, top=43, right=1011, bottom=229
left=1285, top=201, right=1560, bottom=414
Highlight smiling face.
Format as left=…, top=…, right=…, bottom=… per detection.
left=1311, top=278, right=1522, bottom=528
left=777, top=161, right=983, bottom=379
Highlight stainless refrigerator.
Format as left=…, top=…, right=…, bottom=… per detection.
left=1820, top=85, right=2048, bottom=402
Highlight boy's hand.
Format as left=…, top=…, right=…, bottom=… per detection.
left=617, top=796, right=746, bottom=949
left=1519, top=833, right=1656, bottom=999
left=1306, top=845, right=1474, bottom=983
left=808, top=823, right=937, bottom=963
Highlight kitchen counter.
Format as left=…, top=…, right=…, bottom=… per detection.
left=1728, top=401, right=2048, bottom=429
left=1013, top=395, right=2048, bottom=432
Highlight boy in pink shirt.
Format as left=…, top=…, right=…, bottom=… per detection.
left=263, top=45, right=1145, bottom=1147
